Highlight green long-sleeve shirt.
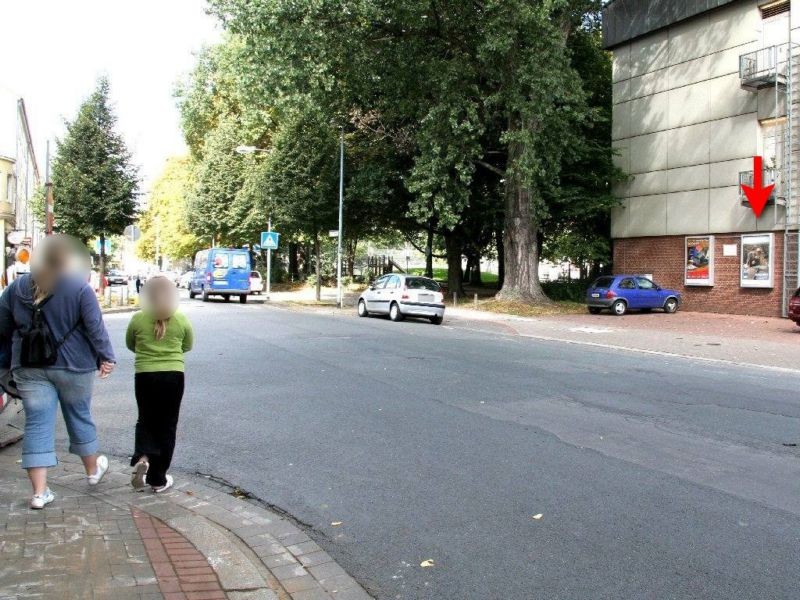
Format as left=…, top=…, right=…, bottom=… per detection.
left=125, top=311, right=194, bottom=373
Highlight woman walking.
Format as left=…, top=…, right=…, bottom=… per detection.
left=0, top=235, right=116, bottom=509
left=126, top=276, right=193, bottom=493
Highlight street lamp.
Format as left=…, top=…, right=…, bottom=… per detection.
left=336, top=127, right=344, bottom=309
left=235, top=145, right=271, bottom=155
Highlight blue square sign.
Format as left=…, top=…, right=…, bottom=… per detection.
left=260, top=231, right=280, bottom=250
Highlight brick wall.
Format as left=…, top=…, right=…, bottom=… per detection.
left=613, top=233, right=786, bottom=317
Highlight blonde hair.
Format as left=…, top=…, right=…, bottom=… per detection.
left=141, top=276, right=179, bottom=341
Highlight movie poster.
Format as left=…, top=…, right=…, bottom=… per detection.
left=740, top=233, right=774, bottom=288
left=685, top=236, right=714, bottom=286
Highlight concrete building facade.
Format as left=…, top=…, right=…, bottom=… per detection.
left=604, top=0, right=800, bottom=316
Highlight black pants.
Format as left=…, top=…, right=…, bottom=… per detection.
left=130, top=371, right=184, bottom=487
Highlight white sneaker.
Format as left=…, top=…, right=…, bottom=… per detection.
left=88, top=455, right=109, bottom=485
left=131, top=461, right=149, bottom=491
left=152, top=474, right=173, bottom=494
left=30, top=488, right=55, bottom=509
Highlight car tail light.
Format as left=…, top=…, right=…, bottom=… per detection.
left=605, top=290, right=616, bottom=299
left=401, top=293, right=410, bottom=300
left=205, top=273, right=212, bottom=283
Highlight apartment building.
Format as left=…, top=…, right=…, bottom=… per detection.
left=0, top=94, right=43, bottom=284
left=603, top=0, right=800, bottom=316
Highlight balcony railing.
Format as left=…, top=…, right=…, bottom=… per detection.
left=739, top=46, right=787, bottom=91
left=739, top=169, right=785, bottom=206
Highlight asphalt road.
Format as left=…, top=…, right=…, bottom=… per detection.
left=86, top=298, right=800, bottom=600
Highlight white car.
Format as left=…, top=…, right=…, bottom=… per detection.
left=249, top=270, right=264, bottom=294
left=358, top=274, right=445, bottom=324
left=179, top=271, right=193, bottom=289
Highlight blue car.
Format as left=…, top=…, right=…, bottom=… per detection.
left=586, top=275, right=681, bottom=316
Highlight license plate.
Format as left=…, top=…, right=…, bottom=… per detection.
left=214, top=280, right=229, bottom=287
left=591, top=293, right=600, bottom=298
left=419, top=294, right=433, bottom=302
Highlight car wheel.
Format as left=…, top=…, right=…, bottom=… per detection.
left=202, top=290, right=209, bottom=302
left=389, top=302, right=404, bottom=322
left=358, top=299, right=369, bottom=317
left=664, top=298, right=679, bottom=314
left=588, top=307, right=601, bottom=315
left=611, top=299, right=627, bottom=316
left=189, top=290, right=196, bottom=299
left=239, top=295, right=248, bottom=304
left=430, top=315, right=443, bottom=325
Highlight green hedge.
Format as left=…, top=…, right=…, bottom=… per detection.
left=541, top=279, right=590, bottom=302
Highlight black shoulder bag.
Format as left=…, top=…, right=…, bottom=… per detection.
left=20, top=296, right=81, bottom=368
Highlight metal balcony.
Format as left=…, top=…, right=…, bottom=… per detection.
left=739, top=169, right=786, bottom=206
left=739, top=46, right=787, bottom=91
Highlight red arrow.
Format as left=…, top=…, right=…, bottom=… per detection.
left=740, top=156, right=774, bottom=218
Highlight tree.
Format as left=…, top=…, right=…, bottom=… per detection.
left=51, top=77, right=139, bottom=281
left=137, top=157, right=203, bottom=265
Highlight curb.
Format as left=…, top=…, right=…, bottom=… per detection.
left=102, top=306, right=139, bottom=315
left=48, top=455, right=373, bottom=600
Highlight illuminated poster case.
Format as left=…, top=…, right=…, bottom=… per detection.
left=740, top=233, right=774, bottom=288
left=685, top=236, right=714, bottom=286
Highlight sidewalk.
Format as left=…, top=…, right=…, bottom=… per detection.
left=0, top=442, right=372, bottom=600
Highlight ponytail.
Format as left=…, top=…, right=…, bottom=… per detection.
left=154, top=318, right=169, bottom=341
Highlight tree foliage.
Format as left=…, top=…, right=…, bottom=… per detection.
left=172, top=0, right=621, bottom=301
left=51, top=77, right=138, bottom=248
left=137, top=156, right=203, bottom=263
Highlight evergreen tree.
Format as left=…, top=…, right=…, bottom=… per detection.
left=51, top=77, right=139, bottom=280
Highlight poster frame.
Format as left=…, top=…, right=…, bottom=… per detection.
left=684, top=235, right=715, bottom=287
left=740, top=232, right=774, bottom=288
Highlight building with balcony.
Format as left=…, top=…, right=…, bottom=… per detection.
left=603, top=0, right=800, bottom=316
left=0, top=93, right=44, bottom=285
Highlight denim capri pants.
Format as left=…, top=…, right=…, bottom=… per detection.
left=14, top=368, right=98, bottom=469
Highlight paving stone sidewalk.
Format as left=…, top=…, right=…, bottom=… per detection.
left=0, top=445, right=372, bottom=600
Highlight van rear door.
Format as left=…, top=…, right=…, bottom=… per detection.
left=228, top=252, right=251, bottom=292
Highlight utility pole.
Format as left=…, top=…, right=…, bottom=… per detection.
left=336, top=127, right=344, bottom=308
left=45, top=141, right=54, bottom=235
left=266, top=216, right=272, bottom=300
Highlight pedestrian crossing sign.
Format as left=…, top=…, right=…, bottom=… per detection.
left=260, top=231, right=280, bottom=250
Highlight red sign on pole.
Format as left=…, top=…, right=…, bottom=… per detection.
left=740, top=156, right=774, bottom=219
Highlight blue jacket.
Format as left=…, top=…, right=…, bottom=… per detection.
left=0, top=274, right=115, bottom=372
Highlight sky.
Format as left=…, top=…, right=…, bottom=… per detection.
left=0, top=0, right=221, bottom=191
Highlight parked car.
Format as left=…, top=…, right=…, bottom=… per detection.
left=107, top=269, right=128, bottom=286
left=179, top=271, right=193, bottom=289
left=189, top=248, right=251, bottom=303
left=789, top=287, right=800, bottom=326
left=358, top=274, right=445, bottom=324
left=586, top=275, right=681, bottom=316
left=250, top=271, right=264, bottom=294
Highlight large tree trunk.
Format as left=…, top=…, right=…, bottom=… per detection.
left=444, top=233, right=464, bottom=299
left=314, top=232, right=321, bottom=302
left=496, top=227, right=505, bottom=289
left=469, top=254, right=482, bottom=286
left=497, top=145, right=550, bottom=303
left=425, top=224, right=434, bottom=278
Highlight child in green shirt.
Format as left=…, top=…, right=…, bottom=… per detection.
left=126, top=276, right=194, bottom=493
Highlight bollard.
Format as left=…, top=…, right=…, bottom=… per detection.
left=474, top=293, right=478, bottom=309
left=453, top=292, right=457, bottom=307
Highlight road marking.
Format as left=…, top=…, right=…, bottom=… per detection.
left=456, top=326, right=800, bottom=376
left=568, top=326, right=614, bottom=334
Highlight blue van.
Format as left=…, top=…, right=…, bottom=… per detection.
left=189, top=248, right=251, bottom=303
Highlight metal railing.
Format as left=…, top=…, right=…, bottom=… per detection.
left=739, top=46, right=787, bottom=90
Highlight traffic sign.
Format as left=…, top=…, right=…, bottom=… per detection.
left=260, top=231, right=280, bottom=250
left=329, top=230, right=340, bottom=238
left=94, top=239, right=112, bottom=254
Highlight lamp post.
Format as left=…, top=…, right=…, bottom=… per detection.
left=337, top=127, right=344, bottom=309
left=235, top=144, right=272, bottom=298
